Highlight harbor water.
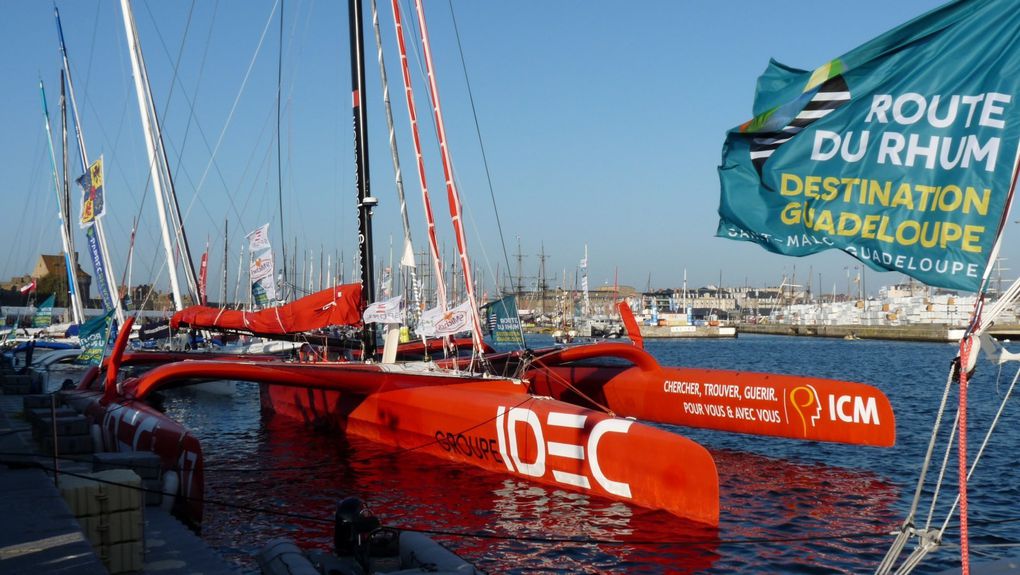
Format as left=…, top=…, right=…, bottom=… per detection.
left=158, top=334, right=1020, bottom=573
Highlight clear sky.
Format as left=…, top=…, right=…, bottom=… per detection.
left=7, top=0, right=1001, bottom=303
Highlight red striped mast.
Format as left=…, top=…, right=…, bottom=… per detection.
left=389, top=0, right=448, bottom=314
left=412, top=0, right=485, bottom=354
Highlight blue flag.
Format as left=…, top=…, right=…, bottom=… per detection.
left=718, top=0, right=1020, bottom=292
left=75, top=310, right=115, bottom=366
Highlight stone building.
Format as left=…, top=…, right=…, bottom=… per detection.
left=0, top=254, right=92, bottom=308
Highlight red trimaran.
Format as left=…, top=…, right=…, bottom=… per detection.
left=71, top=0, right=894, bottom=530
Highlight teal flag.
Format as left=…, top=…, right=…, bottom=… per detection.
left=485, top=295, right=524, bottom=349
left=32, top=294, right=55, bottom=328
left=75, top=311, right=115, bottom=366
left=718, top=0, right=1020, bottom=292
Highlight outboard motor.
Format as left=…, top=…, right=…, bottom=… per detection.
left=334, top=497, right=380, bottom=571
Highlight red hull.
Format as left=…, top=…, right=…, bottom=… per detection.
left=258, top=364, right=719, bottom=526
left=63, top=389, right=205, bottom=527
left=467, top=343, right=896, bottom=446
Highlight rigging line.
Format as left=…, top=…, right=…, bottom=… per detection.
left=81, top=0, right=103, bottom=102
left=192, top=0, right=280, bottom=201
left=137, top=0, right=246, bottom=230
left=937, top=362, right=1020, bottom=539
left=445, top=0, right=514, bottom=301
left=3, top=130, right=45, bottom=280
left=276, top=0, right=288, bottom=300
left=528, top=354, right=614, bottom=416
left=140, top=0, right=204, bottom=186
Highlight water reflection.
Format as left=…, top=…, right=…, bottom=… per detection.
left=155, top=335, right=1011, bottom=574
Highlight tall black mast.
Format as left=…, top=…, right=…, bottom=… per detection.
left=349, top=0, right=376, bottom=356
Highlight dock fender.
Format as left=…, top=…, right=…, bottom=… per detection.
left=161, top=470, right=179, bottom=513
left=89, top=423, right=103, bottom=453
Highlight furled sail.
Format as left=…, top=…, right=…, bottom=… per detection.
left=171, top=284, right=363, bottom=335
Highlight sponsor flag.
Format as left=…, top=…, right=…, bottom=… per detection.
left=717, top=0, right=1020, bottom=292
left=417, top=301, right=473, bottom=338
left=250, top=251, right=274, bottom=282
left=363, top=295, right=404, bottom=324
left=77, top=156, right=106, bottom=228
left=484, top=295, right=524, bottom=348
left=32, top=294, right=56, bottom=328
left=246, top=223, right=271, bottom=253
left=75, top=310, right=115, bottom=366
left=19, top=280, right=37, bottom=294
left=85, top=225, right=116, bottom=312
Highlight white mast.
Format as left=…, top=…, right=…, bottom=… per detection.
left=54, top=7, right=124, bottom=326
left=119, top=0, right=186, bottom=311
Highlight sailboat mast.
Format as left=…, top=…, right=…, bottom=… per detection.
left=350, top=0, right=377, bottom=356
left=54, top=6, right=124, bottom=325
left=220, top=219, right=228, bottom=306
left=58, top=76, right=84, bottom=324
left=119, top=0, right=199, bottom=310
left=40, top=78, right=85, bottom=324
left=389, top=0, right=447, bottom=312
left=370, top=0, right=418, bottom=306
left=412, top=0, right=485, bottom=353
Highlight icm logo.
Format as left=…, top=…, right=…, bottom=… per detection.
left=829, top=394, right=881, bottom=425
left=494, top=406, right=632, bottom=498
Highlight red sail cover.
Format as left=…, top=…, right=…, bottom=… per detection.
left=171, top=284, right=363, bottom=335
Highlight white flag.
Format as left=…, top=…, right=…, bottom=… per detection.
left=417, top=301, right=472, bottom=337
left=250, top=250, right=275, bottom=282
left=363, top=295, right=404, bottom=324
left=247, top=223, right=271, bottom=252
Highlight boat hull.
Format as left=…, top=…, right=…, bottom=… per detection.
left=260, top=366, right=719, bottom=526
left=482, top=343, right=896, bottom=447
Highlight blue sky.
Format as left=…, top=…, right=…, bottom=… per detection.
left=7, top=0, right=996, bottom=302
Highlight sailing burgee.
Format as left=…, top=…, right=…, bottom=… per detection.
left=717, top=0, right=1020, bottom=292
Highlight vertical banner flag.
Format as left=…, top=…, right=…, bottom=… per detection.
left=85, top=226, right=116, bottom=311
left=247, top=223, right=271, bottom=252
left=717, top=0, right=1020, bottom=292
left=247, top=224, right=275, bottom=306
left=33, top=294, right=56, bottom=328
left=485, top=295, right=524, bottom=347
left=199, top=248, right=209, bottom=306
left=363, top=295, right=404, bottom=324
left=78, top=156, right=106, bottom=228
left=75, top=310, right=115, bottom=365
left=76, top=156, right=116, bottom=313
